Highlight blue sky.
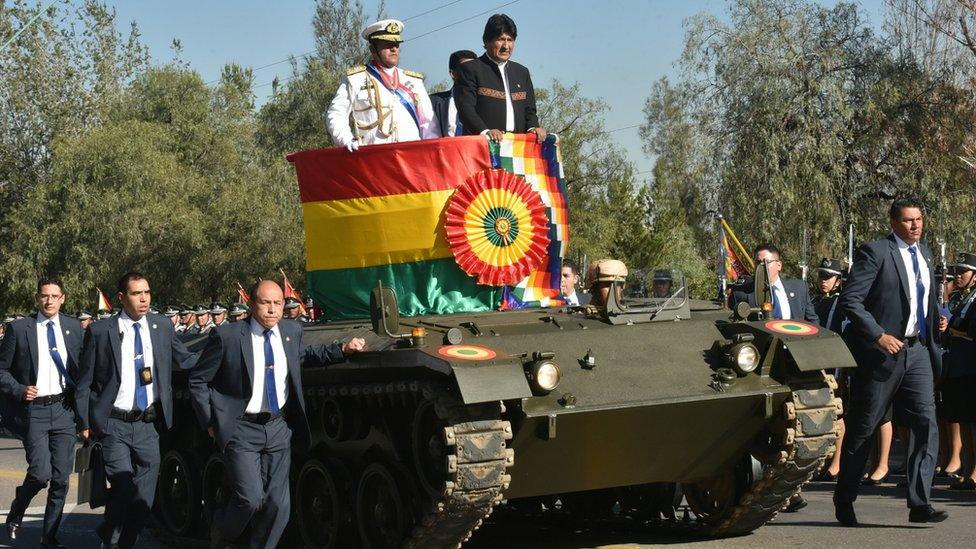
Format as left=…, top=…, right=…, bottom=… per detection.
left=110, top=0, right=885, bottom=179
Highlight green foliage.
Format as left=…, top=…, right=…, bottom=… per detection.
left=643, top=0, right=976, bottom=282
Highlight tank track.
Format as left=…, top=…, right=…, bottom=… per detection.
left=403, top=382, right=514, bottom=548
left=700, top=371, right=842, bottom=536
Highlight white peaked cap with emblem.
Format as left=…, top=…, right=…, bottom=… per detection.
left=362, top=19, right=405, bottom=42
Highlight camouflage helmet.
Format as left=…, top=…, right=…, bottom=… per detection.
left=584, top=259, right=628, bottom=288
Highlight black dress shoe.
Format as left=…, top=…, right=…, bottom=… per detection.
left=861, top=473, right=889, bottom=486
left=835, top=501, right=859, bottom=526
left=909, top=505, right=948, bottom=523
left=783, top=493, right=808, bottom=512
left=5, top=521, right=19, bottom=540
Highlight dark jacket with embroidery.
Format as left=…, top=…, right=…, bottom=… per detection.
left=454, top=54, right=539, bottom=134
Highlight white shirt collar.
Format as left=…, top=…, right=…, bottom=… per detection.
left=892, top=233, right=917, bottom=251
left=249, top=319, right=280, bottom=338
left=36, top=312, right=60, bottom=326
left=119, top=309, right=147, bottom=329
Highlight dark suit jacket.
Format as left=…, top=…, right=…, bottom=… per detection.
left=430, top=90, right=452, bottom=138
left=563, top=291, right=591, bottom=306
left=75, top=313, right=197, bottom=435
left=188, top=318, right=345, bottom=451
left=730, top=278, right=820, bottom=323
left=454, top=54, right=539, bottom=135
left=0, top=314, right=83, bottom=437
left=840, top=234, right=942, bottom=379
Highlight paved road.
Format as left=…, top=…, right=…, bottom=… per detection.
left=0, top=435, right=972, bottom=548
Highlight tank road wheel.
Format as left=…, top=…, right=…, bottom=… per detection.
left=202, top=454, right=229, bottom=523
left=296, top=460, right=342, bottom=549
left=682, top=455, right=758, bottom=528
left=356, top=463, right=412, bottom=549
left=157, top=450, right=202, bottom=536
left=321, top=397, right=346, bottom=442
left=411, top=399, right=448, bottom=498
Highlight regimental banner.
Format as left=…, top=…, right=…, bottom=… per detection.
left=288, top=134, right=568, bottom=319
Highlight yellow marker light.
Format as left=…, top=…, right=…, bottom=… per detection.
left=411, top=327, right=427, bottom=338
left=761, top=302, right=773, bottom=313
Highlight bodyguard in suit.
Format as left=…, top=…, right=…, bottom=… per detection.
left=730, top=243, right=820, bottom=323
left=454, top=14, right=547, bottom=142
left=560, top=260, right=591, bottom=306
left=430, top=50, right=478, bottom=137
left=191, top=280, right=365, bottom=548
left=834, top=198, right=947, bottom=526
left=0, top=278, right=82, bottom=547
left=75, top=272, right=198, bottom=549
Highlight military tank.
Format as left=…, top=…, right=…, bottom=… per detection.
left=154, top=135, right=854, bottom=548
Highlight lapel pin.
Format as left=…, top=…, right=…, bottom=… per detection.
left=285, top=336, right=291, bottom=342
left=789, top=292, right=795, bottom=298
left=152, top=324, right=157, bottom=329
left=65, top=330, right=70, bottom=335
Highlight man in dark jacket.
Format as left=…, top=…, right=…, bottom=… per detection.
left=191, top=280, right=365, bottom=548
left=430, top=49, right=477, bottom=137
left=75, top=272, right=198, bottom=549
left=834, top=197, right=947, bottom=526
left=454, top=14, right=547, bottom=142
left=0, top=278, right=83, bottom=547
left=730, top=243, right=820, bottom=323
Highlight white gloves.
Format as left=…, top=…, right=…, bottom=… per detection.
left=346, top=140, right=360, bottom=152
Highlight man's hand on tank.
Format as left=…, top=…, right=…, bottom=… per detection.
left=346, top=141, right=360, bottom=152
left=486, top=129, right=505, bottom=142
left=939, top=315, right=948, bottom=332
left=343, top=337, right=366, bottom=354
left=876, top=333, right=904, bottom=355
left=531, top=127, right=547, bottom=143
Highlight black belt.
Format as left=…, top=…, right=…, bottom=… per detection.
left=110, top=403, right=158, bottom=423
left=33, top=393, right=66, bottom=406
left=241, top=411, right=282, bottom=424
left=903, top=336, right=927, bottom=348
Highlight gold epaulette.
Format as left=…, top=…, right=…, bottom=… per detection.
left=403, top=69, right=425, bottom=80
left=346, top=65, right=366, bottom=76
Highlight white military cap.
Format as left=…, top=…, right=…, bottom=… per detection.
left=362, top=19, right=404, bottom=42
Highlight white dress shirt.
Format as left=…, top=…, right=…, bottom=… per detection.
left=770, top=278, right=793, bottom=321
left=447, top=95, right=459, bottom=137
left=114, top=310, right=156, bottom=410
left=564, top=291, right=580, bottom=306
left=247, top=320, right=289, bottom=414
left=893, top=234, right=931, bottom=337
left=493, top=59, right=515, bottom=132
left=34, top=313, right=68, bottom=397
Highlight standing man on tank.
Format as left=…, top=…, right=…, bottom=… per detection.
left=834, top=197, right=947, bottom=526
left=191, top=280, right=365, bottom=548
left=75, top=272, right=199, bottom=549
left=430, top=50, right=478, bottom=137
left=326, top=19, right=439, bottom=151
left=0, top=278, right=83, bottom=547
left=730, top=244, right=820, bottom=323
left=454, top=14, right=547, bottom=143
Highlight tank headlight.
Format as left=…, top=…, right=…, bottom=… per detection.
left=528, top=361, right=562, bottom=394
left=729, top=343, right=760, bottom=375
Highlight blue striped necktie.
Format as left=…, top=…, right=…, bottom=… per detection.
left=133, top=322, right=148, bottom=411
left=908, top=246, right=928, bottom=340
left=46, top=321, right=73, bottom=388
left=263, top=329, right=280, bottom=413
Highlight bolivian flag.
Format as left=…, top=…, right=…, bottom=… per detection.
left=288, top=135, right=567, bottom=320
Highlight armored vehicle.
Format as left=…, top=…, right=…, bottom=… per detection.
left=154, top=136, right=853, bottom=548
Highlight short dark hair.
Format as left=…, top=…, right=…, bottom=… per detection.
left=36, top=277, right=64, bottom=294
left=449, top=50, right=478, bottom=72
left=754, top=243, right=782, bottom=261
left=562, top=259, right=580, bottom=276
left=482, top=14, right=517, bottom=43
left=889, top=197, right=925, bottom=220
left=117, top=271, right=148, bottom=294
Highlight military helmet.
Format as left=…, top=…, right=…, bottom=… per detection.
left=178, top=304, right=192, bottom=315
left=2, top=314, right=15, bottom=324
left=284, top=296, right=301, bottom=310
left=96, top=310, right=112, bottom=320
left=951, top=252, right=976, bottom=273
left=163, top=305, right=179, bottom=317
left=77, top=310, right=93, bottom=321
left=584, top=259, right=629, bottom=288
left=229, top=302, right=249, bottom=316
left=652, top=269, right=673, bottom=282
left=210, top=302, right=228, bottom=315
left=816, top=257, right=846, bottom=278
left=193, top=304, right=209, bottom=315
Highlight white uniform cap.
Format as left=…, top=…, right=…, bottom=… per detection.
left=362, top=19, right=404, bottom=42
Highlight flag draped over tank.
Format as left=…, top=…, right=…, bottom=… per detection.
left=288, top=134, right=568, bottom=319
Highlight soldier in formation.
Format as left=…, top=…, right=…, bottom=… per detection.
left=940, top=253, right=976, bottom=490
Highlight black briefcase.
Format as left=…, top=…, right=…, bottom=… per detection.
left=76, top=441, right=108, bottom=509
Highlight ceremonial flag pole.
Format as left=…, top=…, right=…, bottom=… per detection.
left=236, top=282, right=251, bottom=305
left=720, top=217, right=755, bottom=271
left=280, top=269, right=309, bottom=316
